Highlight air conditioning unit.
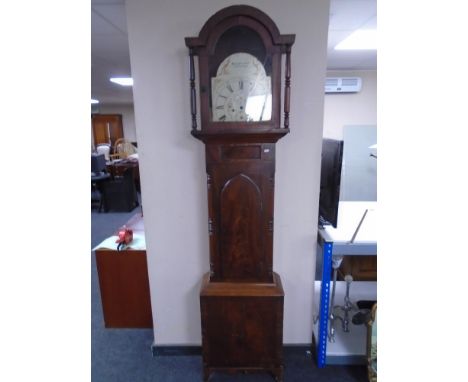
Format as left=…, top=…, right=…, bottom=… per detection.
left=325, top=77, right=362, bottom=93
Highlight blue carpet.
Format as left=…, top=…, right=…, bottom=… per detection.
left=91, top=207, right=367, bottom=381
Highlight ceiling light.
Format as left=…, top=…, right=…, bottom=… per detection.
left=335, top=30, right=377, bottom=50
left=91, top=99, right=99, bottom=104
left=110, top=77, right=133, bottom=86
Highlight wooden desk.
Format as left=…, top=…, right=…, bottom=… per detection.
left=94, top=213, right=152, bottom=328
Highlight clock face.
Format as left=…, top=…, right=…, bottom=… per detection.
left=211, top=53, right=272, bottom=122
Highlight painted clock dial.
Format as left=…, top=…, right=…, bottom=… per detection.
left=211, top=53, right=272, bottom=122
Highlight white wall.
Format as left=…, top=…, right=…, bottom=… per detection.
left=323, top=70, right=377, bottom=140
left=97, top=103, right=137, bottom=142
left=126, top=0, right=330, bottom=345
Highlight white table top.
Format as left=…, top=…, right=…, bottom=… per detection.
left=322, top=201, right=376, bottom=244
left=93, top=233, right=146, bottom=251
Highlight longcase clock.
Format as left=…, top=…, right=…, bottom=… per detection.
left=185, top=5, right=295, bottom=381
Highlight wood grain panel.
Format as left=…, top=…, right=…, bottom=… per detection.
left=220, top=174, right=264, bottom=281
left=338, top=255, right=377, bottom=281
left=200, top=272, right=284, bottom=378
left=221, top=145, right=261, bottom=160
left=203, top=297, right=279, bottom=367
left=95, top=249, right=153, bottom=328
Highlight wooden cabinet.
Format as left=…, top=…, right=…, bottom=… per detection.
left=94, top=214, right=152, bottom=328
left=95, top=249, right=152, bottom=328
left=92, top=114, right=124, bottom=147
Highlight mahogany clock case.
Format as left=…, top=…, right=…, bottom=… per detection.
left=185, top=5, right=295, bottom=382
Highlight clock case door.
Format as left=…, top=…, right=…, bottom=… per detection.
left=206, top=142, right=276, bottom=283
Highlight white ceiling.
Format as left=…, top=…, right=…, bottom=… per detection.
left=92, top=0, right=133, bottom=104
left=91, top=0, right=376, bottom=104
left=327, top=0, right=376, bottom=70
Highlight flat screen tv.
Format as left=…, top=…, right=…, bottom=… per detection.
left=319, top=138, right=344, bottom=228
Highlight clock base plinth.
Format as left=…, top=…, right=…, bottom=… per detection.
left=200, top=272, right=284, bottom=382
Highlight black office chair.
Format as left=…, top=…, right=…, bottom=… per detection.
left=91, top=172, right=111, bottom=212
left=101, top=168, right=139, bottom=212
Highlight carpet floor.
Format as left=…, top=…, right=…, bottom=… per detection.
left=91, top=206, right=367, bottom=381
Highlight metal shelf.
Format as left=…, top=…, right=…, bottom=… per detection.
left=314, top=201, right=377, bottom=367
left=313, top=281, right=376, bottom=365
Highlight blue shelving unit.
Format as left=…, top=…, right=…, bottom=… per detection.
left=317, top=240, right=333, bottom=368
left=314, top=225, right=377, bottom=367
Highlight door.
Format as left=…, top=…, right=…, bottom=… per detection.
left=92, top=114, right=124, bottom=147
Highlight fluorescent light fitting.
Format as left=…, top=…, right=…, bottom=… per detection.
left=335, top=30, right=377, bottom=50
left=91, top=99, right=99, bottom=104
left=110, top=77, right=133, bottom=86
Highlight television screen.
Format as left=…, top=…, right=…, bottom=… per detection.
left=91, top=153, right=106, bottom=174
left=319, top=138, right=344, bottom=228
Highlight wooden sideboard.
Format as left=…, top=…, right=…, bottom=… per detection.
left=94, top=213, right=152, bottom=328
